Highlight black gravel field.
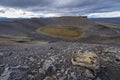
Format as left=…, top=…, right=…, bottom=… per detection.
left=0, top=42, right=120, bottom=80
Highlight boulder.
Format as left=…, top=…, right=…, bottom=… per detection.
left=71, top=51, right=100, bottom=70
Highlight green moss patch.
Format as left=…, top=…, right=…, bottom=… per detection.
left=0, top=34, right=48, bottom=46
left=36, top=26, right=84, bottom=39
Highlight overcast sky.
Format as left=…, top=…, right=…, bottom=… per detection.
left=0, top=0, right=120, bottom=18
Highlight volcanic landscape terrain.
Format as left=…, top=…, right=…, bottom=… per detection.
left=0, top=16, right=120, bottom=80
left=0, top=16, right=119, bottom=46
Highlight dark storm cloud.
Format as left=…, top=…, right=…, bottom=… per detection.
left=0, top=0, right=119, bottom=16
left=0, top=0, right=52, bottom=8
left=0, top=10, right=5, bottom=13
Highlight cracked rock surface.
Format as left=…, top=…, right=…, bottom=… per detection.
left=0, top=42, right=120, bottom=80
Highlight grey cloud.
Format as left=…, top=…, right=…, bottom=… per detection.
left=0, top=0, right=119, bottom=16
left=0, top=10, right=5, bottom=13
left=0, top=0, right=51, bottom=8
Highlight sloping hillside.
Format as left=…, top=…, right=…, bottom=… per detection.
left=0, top=16, right=119, bottom=45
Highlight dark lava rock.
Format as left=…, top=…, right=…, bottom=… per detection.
left=0, top=42, right=120, bottom=80
left=0, top=65, right=30, bottom=80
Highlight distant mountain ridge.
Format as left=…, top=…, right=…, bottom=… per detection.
left=0, top=17, right=26, bottom=22
left=89, top=17, right=120, bottom=24
left=0, top=17, right=120, bottom=24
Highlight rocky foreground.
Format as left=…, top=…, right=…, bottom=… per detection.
left=0, top=42, right=120, bottom=80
